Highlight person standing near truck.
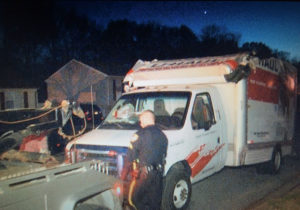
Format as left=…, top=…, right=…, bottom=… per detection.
left=121, top=110, right=168, bottom=210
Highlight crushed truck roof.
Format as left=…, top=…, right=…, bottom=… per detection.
left=123, top=53, right=297, bottom=91
left=124, top=53, right=250, bottom=88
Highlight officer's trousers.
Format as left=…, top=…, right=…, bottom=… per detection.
left=127, top=169, right=163, bottom=210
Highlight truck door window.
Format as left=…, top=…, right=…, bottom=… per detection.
left=191, top=93, right=215, bottom=130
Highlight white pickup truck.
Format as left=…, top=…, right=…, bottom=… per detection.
left=0, top=151, right=122, bottom=210
left=65, top=53, right=297, bottom=209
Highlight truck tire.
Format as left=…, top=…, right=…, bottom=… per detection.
left=256, top=147, right=282, bottom=174
left=162, top=168, right=191, bottom=210
left=268, top=147, right=281, bottom=174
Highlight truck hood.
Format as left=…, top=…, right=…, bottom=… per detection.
left=67, top=128, right=184, bottom=149
left=70, top=129, right=137, bottom=147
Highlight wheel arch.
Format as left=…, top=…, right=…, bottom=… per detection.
left=275, top=143, right=281, bottom=150
left=165, top=160, right=191, bottom=178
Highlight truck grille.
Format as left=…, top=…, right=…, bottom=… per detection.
left=72, top=144, right=128, bottom=177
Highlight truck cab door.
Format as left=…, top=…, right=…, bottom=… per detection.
left=186, top=92, right=224, bottom=182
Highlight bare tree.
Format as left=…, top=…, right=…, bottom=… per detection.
left=199, top=24, right=241, bottom=56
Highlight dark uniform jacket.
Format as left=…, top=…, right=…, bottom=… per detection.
left=122, top=125, right=168, bottom=179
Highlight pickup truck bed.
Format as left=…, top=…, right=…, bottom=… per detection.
left=0, top=157, right=122, bottom=210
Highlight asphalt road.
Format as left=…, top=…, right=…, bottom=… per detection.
left=187, top=155, right=300, bottom=210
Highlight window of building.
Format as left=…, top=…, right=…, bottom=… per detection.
left=6, top=100, right=14, bottom=109
left=0, top=92, right=4, bottom=110
left=24, top=91, right=29, bottom=108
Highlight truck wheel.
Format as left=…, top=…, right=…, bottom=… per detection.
left=256, top=147, right=282, bottom=175
left=269, top=148, right=281, bottom=174
left=162, top=168, right=191, bottom=210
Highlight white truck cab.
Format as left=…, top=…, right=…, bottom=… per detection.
left=65, top=53, right=297, bottom=209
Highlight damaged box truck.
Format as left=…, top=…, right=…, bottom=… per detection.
left=65, top=53, right=297, bottom=209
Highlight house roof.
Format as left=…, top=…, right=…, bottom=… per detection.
left=45, top=59, right=108, bottom=102
left=46, top=59, right=107, bottom=82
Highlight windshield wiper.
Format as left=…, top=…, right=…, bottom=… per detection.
left=100, top=121, right=140, bottom=130
left=100, top=122, right=124, bottom=129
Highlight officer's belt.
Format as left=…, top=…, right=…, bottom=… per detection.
left=142, top=164, right=163, bottom=173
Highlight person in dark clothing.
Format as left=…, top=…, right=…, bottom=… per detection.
left=121, top=110, right=168, bottom=210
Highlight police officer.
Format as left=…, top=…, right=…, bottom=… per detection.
left=121, top=110, right=168, bottom=210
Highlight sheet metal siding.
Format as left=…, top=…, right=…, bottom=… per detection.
left=244, top=147, right=273, bottom=165
left=0, top=88, right=37, bottom=109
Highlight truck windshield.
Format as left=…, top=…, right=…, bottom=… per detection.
left=100, top=92, right=191, bottom=130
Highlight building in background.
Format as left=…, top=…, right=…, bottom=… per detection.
left=0, top=88, right=38, bottom=110
left=77, top=75, right=123, bottom=116
left=46, top=59, right=123, bottom=115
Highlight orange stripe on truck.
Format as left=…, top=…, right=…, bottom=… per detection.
left=186, top=144, right=224, bottom=178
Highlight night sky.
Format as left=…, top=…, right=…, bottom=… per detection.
left=60, top=1, right=300, bottom=60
